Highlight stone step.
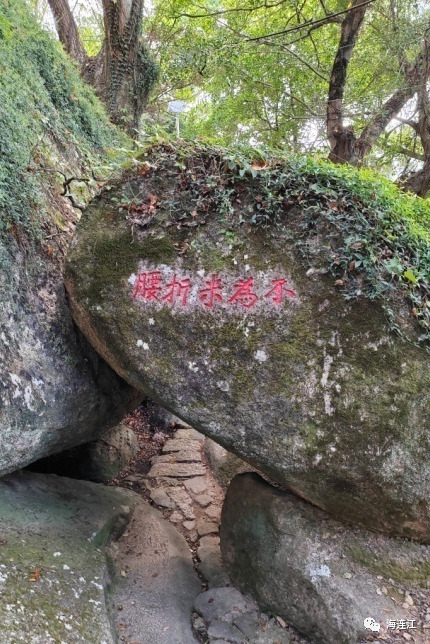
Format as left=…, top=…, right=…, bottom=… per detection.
left=154, top=449, right=202, bottom=463
left=147, top=462, right=207, bottom=478
left=162, top=439, right=203, bottom=453
left=174, top=428, right=206, bottom=441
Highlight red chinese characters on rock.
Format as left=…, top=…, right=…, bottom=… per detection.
left=162, top=274, right=192, bottom=306
left=133, top=271, right=162, bottom=301
left=228, top=277, right=258, bottom=309
left=264, top=278, right=296, bottom=304
left=132, top=271, right=296, bottom=308
left=198, top=274, right=224, bottom=308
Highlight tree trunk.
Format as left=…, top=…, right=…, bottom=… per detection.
left=47, top=0, right=158, bottom=135
left=100, top=0, right=158, bottom=134
left=327, top=0, right=367, bottom=164
left=400, top=159, right=430, bottom=197
left=46, top=0, right=88, bottom=70
left=396, top=42, right=430, bottom=198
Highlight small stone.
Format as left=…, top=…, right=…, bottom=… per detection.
left=167, top=486, right=191, bottom=502
left=405, top=593, right=414, bottom=606
left=196, top=518, right=219, bottom=536
left=194, top=587, right=258, bottom=622
left=159, top=477, right=181, bottom=487
left=192, top=615, right=206, bottom=633
left=402, top=602, right=410, bottom=610
left=195, top=494, right=212, bottom=507
left=207, top=619, right=244, bottom=643
left=170, top=511, right=183, bottom=523
left=120, top=570, right=127, bottom=577
left=343, top=572, right=352, bottom=579
left=205, top=505, right=221, bottom=520
left=183, top=520, right=196, bottom=530
left=150, top=488, right=176, bottom=509
left=184, top=477, right=208, bottom=494
left=167, top=487, right=195, bottom=519
left=198, top=544, right=231, bottom=588
left=234, top=613, right=259, bottom=638
left=200, top=535, right=220, bottom=547
left=147, top=463, right=206, bottom=478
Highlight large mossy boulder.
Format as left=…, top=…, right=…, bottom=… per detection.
left=65, top=143, right=430, bottom=540
left=0, top=1, right=142, bottom=477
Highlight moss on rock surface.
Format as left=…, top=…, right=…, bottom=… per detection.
left=66, top=142, right=430, bottom=541
left=0, top=471, right=139, bottom=643
left=0, top=2, right=141, bottom=477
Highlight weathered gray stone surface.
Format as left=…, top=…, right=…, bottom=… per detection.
left=205, top=439, right=255, bottom=489
left=0, top=234, right=142, bottom=478
left=195, top=493, right=212, bottom=507
left=194, top=587, right=292, bottom=644
left=198, top=541, right=231, bottom=588
left=197, top=518, right=219, bottom=536
left=195, top=587, right=258, bottom=622
left=64, top=151, right=430, bottom=539
left=30, top=424, right=139, bottom=482
left=0, top=470, right=138, bottom=643
left=221, top=473, right=430, bottom=644
left=167, top=486, right=195, bottom=519
left=184, top=477, right=208, bottom=494
left=150, top=486, right=176, bottom=508
left=109, top=499, right=200, bottom=643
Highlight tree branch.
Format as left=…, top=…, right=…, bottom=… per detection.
left=396, top=146, right=425, bottom=162
left=357, top=28, right=430, bottom=159
left=174, top=0, right=290, bottom=20
left=242, top=0, right=376, bottom=43
left=393, top=116, right=420, bottom=133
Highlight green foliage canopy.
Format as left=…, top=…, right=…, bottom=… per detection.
left=142, top=0, right=429, bottom=176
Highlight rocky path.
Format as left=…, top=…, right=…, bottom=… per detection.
left=147, top=427, right=230, bottom=590
left=109, top=421, right=308, bottom=644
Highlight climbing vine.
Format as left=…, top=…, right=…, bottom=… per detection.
left=134, top=140, right=430, bottom=342
left=0, top=0, right=130, bottom=238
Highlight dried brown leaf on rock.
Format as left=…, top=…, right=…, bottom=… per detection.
left=29, top=568, right=41, bottom=582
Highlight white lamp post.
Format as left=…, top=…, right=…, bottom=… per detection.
left=168, top=100, right=187, bottom=137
